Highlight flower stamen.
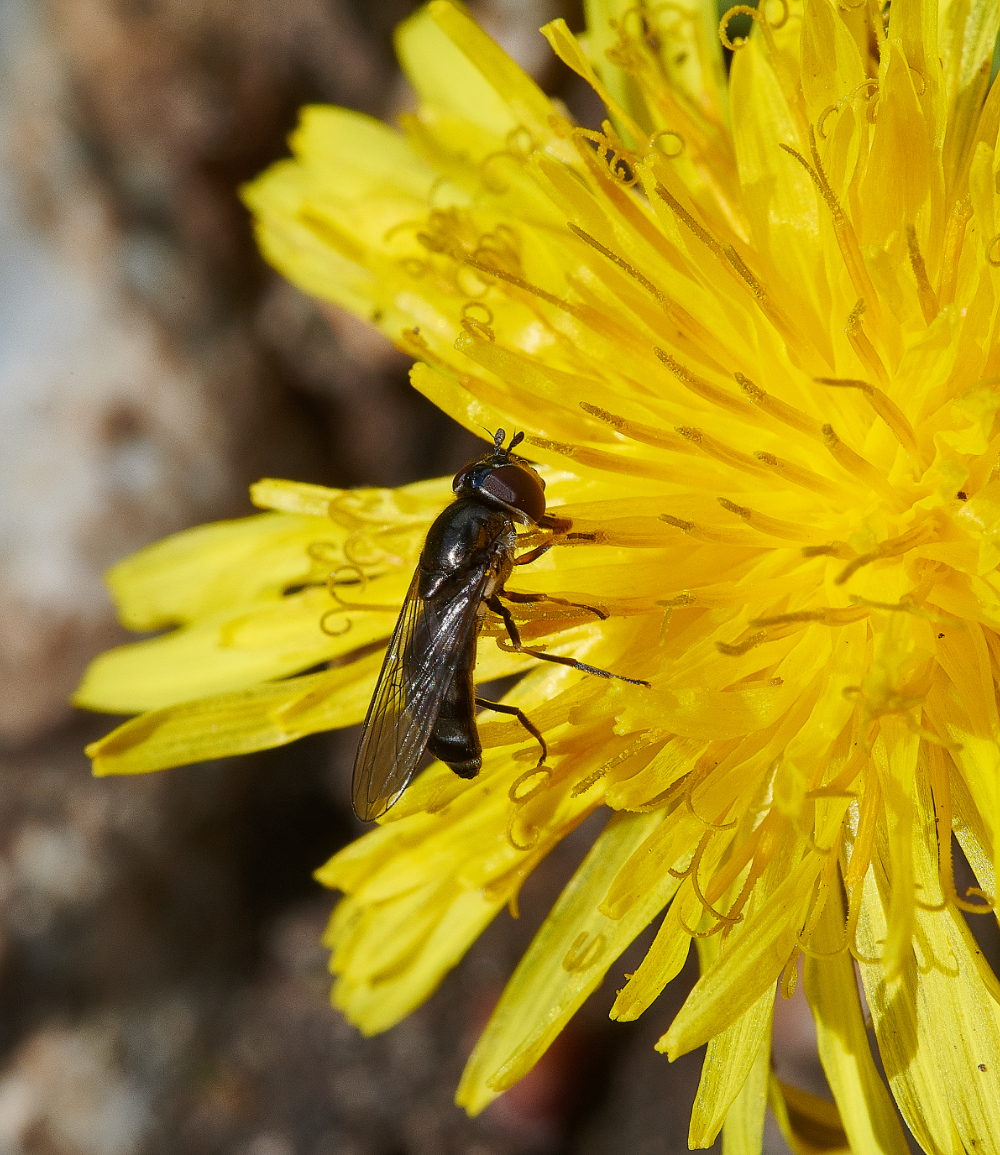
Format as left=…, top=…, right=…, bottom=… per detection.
left=462, top=256, right=579, bottom=316
left=530, top=438, right=684, bottom=481
left=735, top=373, right=824, bottom=440
left=572, top=127, right=638, bottom=187
left=752, top=451, right=843, bottom=498
left=905, top=224, right=940, bottom=324
left=848, top=592, right=963, bottom=632
left=750, top=605, right=870, bottom=629
left=779, top=131, right=880, bottom=314
left=815, top=377, right=919, bottom=457
left=816, top=80, right=879, bottom=140
left=568, top=224, right=668, bottom=304
left=659, top=512, right=757, bottom=546
left=938, top=197, right=972, bottom=308
left=801, top=542, right=856, bottom=559
left=701, top=812, right=788, bottom=938
left=844, top=299, right=891, bottom=390
left=675, top=425, right=777, bottom=481
left=654, top=182, right=726, bottom=260
left=656, top=352, right=763, bottom=424
left=509, top=765, right=552, bottom=804
left=653, top=184, right=807, bottom=339
left=715, top=630, right=769, bottom=656
left=682, top=832, right=744, bottom=930
left=683, top=761, right=739, bottom=831
left=835, top=522, right=937, bottom=585
left=506, top=811, right=541, bottom=852
left=717, top=498, right=828, bottom=544
left=306, top=540, right=341, bottom=564
left=722, top=245, right=805, bottom=349
left=822, top=424, right=904, bottom=508
left=572, top=730, right=667, bottom=797
left=580, top=403, right=701, bottom=456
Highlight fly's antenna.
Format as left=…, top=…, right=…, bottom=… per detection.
left=493, top=427, right=506, bottom=452
left=506, top=430, right=525, bottom=455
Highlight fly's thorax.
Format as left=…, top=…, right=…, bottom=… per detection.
left=418, top=498, right=514, bottom=599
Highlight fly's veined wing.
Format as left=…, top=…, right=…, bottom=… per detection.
left=352, top=565, right=492, bottom=820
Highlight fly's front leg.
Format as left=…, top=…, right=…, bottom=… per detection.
left=501, top=587, right=608, bottom=621
left=513, top=541, right=552, bottom=567
left=486, top=594, right=650, bottom=688
left=514, top=528, right=599, bottom=568
left=474, top=697, right=546, bottom=768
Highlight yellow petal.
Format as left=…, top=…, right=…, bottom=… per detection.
left=86, top=658, right=380, bottom=775
left=327, top=881, right=501, bottom=1034
left=542, top=17, right=645, bottom=148
left=663, top=855, right=821, bottom=1058
left=719, top=1010, right=770, bottom=1155
left=242, top=105, right=438, bottom=325
left=729, top=36, right=822, bottom=337
left=856, top=854, right=1000, bottom=1152
left=250, top=475, right=451, bottom=521
left=404, top=1, right=558, bottom=145
left=799, top=0, right=866, bottom=129
left=860, top=44, right=934, bottom=249
left=456, top=809, right=680, bottom=1114
left=803, top=888, right=910, bottom=1155
left=581, top=0, right=727, bottom=141
left=74, top=591, right=399, bottom=713
left=395, top=3, right=517, bottom=139
left=102, top=512, right=333, bottom=631
left=688, top=980, right=773, bottom=1149
left=767, top=1077, right=849, bottom=1155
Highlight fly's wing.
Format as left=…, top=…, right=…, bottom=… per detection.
left=352, top=565, right=491, bottom=820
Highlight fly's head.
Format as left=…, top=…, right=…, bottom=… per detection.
left=452, top=428, right=546, bottom=525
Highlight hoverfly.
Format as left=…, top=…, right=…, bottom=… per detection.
left=351, top=429, right=647, bottom=821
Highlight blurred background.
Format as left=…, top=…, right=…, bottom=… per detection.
left=0, top=1, right=840, bottom=1151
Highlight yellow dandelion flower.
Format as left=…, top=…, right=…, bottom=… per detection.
left=76, top=0, right=1000, bottom=1149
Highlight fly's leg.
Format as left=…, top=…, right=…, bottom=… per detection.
left=512, top=537, right=605, bottom=620
left=513, top=541, right=552, bottom=567
left=513, top=529, right=600, bottom=569
left=474, top=697, right=546, bottom=768
left=486, top=595, right=650, bottom=687
left=501, top=587, right=608, bottom=621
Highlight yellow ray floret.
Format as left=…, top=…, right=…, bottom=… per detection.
left=78, top=0, right=1000, bottom=1150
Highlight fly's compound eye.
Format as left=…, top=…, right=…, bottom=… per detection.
left=478, top=464, right=546, bottom=523
left=452, top=465, right=471, bottom=494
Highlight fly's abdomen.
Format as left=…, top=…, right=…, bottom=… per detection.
left=426, top=639, right=481, bottom=778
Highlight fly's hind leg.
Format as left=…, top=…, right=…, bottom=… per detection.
left=474, top=697, right=546, bottom=769
left=486, top=595, right=650, bottom=687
